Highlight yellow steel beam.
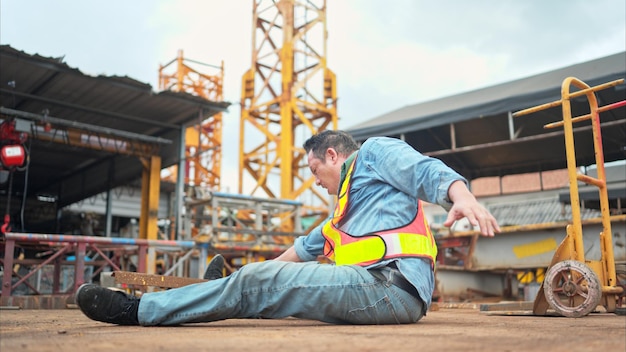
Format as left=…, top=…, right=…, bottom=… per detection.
left=139, top=155, right=161, bottom=274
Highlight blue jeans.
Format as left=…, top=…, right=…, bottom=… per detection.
left=138, top=260, right=424, bottom=325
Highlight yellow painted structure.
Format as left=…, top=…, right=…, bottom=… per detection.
left=139, top=155, right=162, bottom=274
left=514, top=77, right=625, bottom=316
left=512, top=238, right=558, bottom=259
left=159, top=50, right=224, bottom=190
left=239, top=0, right=338, bottom=232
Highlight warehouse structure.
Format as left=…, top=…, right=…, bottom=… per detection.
left=0, top=44, right=229, bottom=237
left=349, top=51, right=625, bottom=183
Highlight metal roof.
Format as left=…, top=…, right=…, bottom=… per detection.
left=348, top=52, right=626, bottom=180
left=0, top=45, right=230, bottom=227
left=487, top=197, right=602, bottom=227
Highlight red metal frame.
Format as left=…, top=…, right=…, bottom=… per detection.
left=1, top=233, right=199, bottom=300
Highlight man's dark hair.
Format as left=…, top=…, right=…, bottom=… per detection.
left=303, top=130, right=359, bottom=161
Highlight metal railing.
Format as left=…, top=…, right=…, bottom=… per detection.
left=1, top=232, right=205, bottom=299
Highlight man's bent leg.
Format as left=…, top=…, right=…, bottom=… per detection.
left=203, top=254, right=225, bottom=280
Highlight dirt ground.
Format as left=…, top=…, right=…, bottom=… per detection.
left=1, top=306, right=624, bottom=352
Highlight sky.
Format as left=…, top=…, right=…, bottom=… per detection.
left=1, top=0, right=625, bottom=193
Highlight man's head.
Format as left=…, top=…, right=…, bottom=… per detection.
left=303, top=130, right=359, bottom=195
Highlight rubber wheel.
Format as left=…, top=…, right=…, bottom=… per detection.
left=543, top=260, right=602, bottom=318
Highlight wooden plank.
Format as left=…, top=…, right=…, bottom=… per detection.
left=479, top=301, right=535, bottom=312
left=481, top=310, right=562, bottom=316
left=479, top=301, right=566, bottom=316
left=112, top=271, right=206, bottom=289
left=481, top=310, right=537, bottom=316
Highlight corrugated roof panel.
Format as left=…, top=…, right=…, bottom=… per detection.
left=488, top=198, right=601, bottom=227
left=350, top=52, right=626, bottom=134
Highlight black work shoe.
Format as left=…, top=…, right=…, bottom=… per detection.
left=203, top=254, right=225, bottom=280
left=76, top=284, right=140, bottom=325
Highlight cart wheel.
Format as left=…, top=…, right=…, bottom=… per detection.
left=543, top=260, right=602, bottom=318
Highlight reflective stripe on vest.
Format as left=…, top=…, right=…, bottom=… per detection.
left=321, top=155, right=438, bottom=267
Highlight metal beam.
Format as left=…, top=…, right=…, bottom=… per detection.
left=425, top=118, right=625, bottom=158
left=139, top=155, right=162, bottom=274
left=1, top=107, right=172, bottom=144
left=0, top=90, right=181, bottom=129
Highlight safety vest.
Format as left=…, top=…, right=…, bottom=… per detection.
left=321, top=155, right=438, bottom=267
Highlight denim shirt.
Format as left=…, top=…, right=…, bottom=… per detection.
left=294, top=136, right=467, bottom=308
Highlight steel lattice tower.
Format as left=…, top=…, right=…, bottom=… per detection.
left=159, top=50, right=224, bottom=190
left=239, top=0, right=338, bottom=231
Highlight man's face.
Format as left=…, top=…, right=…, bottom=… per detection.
left=307, top=149, right=342, bottom=195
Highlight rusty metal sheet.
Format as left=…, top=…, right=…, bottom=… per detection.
left=442, top=216, right=626, bottom=270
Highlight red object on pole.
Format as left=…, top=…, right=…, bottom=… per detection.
left=1, top=145, right=25, bottom=167
left=1, top=214, right=10, bottom=234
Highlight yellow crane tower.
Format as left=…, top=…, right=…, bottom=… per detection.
left=239, top=0, right=338, bottom=232
left=159, top=50, right=224, bottom=190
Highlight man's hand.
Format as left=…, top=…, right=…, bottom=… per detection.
left=444, top=181, right=500, bottom=237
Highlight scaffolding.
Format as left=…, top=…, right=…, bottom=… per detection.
left=183, top=188, right=306, bottom=263
left=239, top=0, right=338, bottom=233
left=159, top=50, right=225, bottom=190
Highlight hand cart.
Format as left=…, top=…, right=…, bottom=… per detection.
left=513, top=77, right=625, bottom=317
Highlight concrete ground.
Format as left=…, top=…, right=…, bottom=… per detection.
left=1, top=306, right=624, bottom=352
